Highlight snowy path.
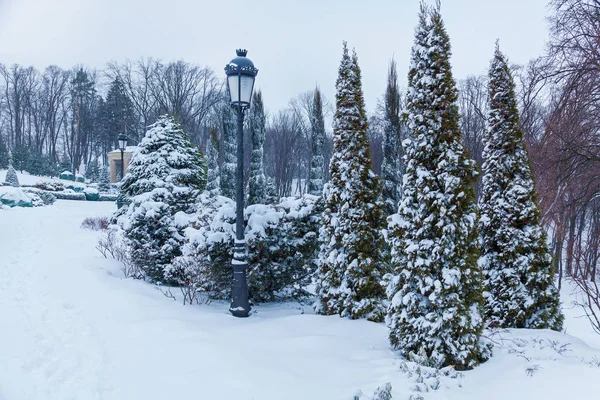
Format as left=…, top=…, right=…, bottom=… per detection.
left=2, top=200, right=600, bottom=400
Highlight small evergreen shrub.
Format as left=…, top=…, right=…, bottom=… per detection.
left=4, top=165, right=19, bottom=187
left=35, top=179, right=65, bottom=192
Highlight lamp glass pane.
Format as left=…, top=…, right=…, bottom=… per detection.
left=119, top=139, right=127, bottom=150
left=240, top=75, right=254, bottom=104
left=227, top=75, right=239, bottom=103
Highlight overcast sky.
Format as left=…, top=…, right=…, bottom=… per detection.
left=0, top=0, right=551, bottom=115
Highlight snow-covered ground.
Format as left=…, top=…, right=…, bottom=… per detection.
left=0, top=169, right=86, bottom=188
left=1, top=200, right=599, bottom=400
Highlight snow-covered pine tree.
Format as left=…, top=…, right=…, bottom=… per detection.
left=118, top=115, right=206, bottom=282
left=308, top=87, right=326, bottom=196
left=314, top=43, right=388, bottom=322
left=380, top=59, right=402, bottom=215
left=479, top=44, right=563, bottom=330
left=386, top=5, right=490, bottom=370
left=248, top=90, right=268, bottom=205
left=220, top=104, right=237, bottom=199
left=4, top=151, right=19, bottom=187
left=85, top=158, right=101, bottom=183
left=98, top=166, right=111, bottom=192
left=206, top=127, right=221, bottom=197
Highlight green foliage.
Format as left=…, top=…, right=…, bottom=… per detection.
left=381, top=59, right=402, bottom=215
left=308, top=87, right=326, bottom=196
left=386, top=5, right=490, bottom=370
left=219, top=105, right=237, bottom=199
left=315, top=43, right=388, bottom=322
left=118, top=115, right=207, bottom=283
left=248, top=90, right=268, bottom=205
left=479, top=45, right=564, bottom=330
left=85, top=158, right=101, bottom=183
left=169, top=194, right=321, bottom=302
left=4, top=165, right=19, bottom=187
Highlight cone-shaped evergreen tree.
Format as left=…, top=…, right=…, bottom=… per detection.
left=480, top=44, right=563, bottom=330
left=206, top=127, right=221, bottom=197
left=118, top=115, right=206, bottom=282
left=248, top=90, right=268, bottom=205
left=314, top=43, right=388, bottom=322
left=4, top=151, right=19, bottom=187
left=308, top=87, right=326, bottom=196
left=381, top=59, right=402, bottom=215
left=386, top=5, right=490, bottom=370
left=220, top=104, right=237, bottom=199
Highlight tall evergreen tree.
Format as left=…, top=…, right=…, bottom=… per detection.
left=248, top=90, right=268, bottom=205
left=479, top=45, right=563, bottom=330
left=118, top=115, right=206, bottom=282
left=380, top=59, right=402, bottom=215
left=206, top=127, right=221, bottom=197
left=308, top=87, right=327, bottom=196
left=386, top=5, right=491, bottom=370
left=314, top=43, right=388, bottom=322
left=103, top=77, right=136, bottom=153
left=220, top=104, right=237, bottom=199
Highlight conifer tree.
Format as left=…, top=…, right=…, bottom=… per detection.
left=479, top=45, right=563, bottom=330
left=85, top=158, right=101, bottom=183
left=220, top=104, right=237, bottom=199
left=386, top=5, right=490, bottom=370
left=248, top=90, right=268, bottom=205
left=308, top=87, right=326, bottom=196
left=119, top=115, right=206, bottom=282
left=380, top=59, right=402, bottom=215
left=315, top=43, right=388, bottom=322
left=206, top=127, right=221, bottom=197
left=4, top=152, right=19, bottom=187
left=98, top=166, right=111, bottom=192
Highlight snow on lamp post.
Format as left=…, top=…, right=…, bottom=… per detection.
left=118, top=133, right=128, bottom=181
left=225, top=49, right=258, bottom=318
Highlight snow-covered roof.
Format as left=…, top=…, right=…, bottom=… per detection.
left=108, top=146, right=138, bottom=155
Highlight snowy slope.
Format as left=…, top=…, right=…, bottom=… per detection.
left=0, top=169, right=86, bottom=188
left=1, top=201, right=599, bottom=400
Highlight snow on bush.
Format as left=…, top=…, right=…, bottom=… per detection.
left=0, top=186, right=32, bottom=207
left=53, top=190, right=86, bottom=201
left=116, top=115, right=207, bottom=283
left=22, top=188, right=56, bottom=206
left=35, top=179, right=65, bottom=192
left=166, top=193, right=321, bottom=304
left=4, top=165, right=19, bottom=187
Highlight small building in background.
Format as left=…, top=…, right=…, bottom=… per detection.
left=107, top=147, right=136, bottom=183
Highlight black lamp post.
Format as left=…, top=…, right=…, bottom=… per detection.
left=117, top=133, right=128, bottom=181
left=225, top=49, right=258, bottom=318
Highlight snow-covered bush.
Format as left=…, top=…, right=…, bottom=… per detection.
left=168, top=193, right=321, bottom=303
left=99, top=193, right=118, bottom=202
left=4, top=165, right=19, bottom=187
left=0, top=187, right=32, bottom=207
left=84, top=187, right=100, bottom=201
left=116, top=115, right=206, bottom=283
left=60, top=170, right=74, bottom=181
left=53, top=190, right=86, bottom=201
left=35, top=179, right=65, bottom=192
left=22, top=188, right=56, bottom=206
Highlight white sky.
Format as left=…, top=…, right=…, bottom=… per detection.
left=0, top=0, right=551, bottom=115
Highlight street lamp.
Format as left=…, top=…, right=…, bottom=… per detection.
left=225, top=49, right=258, bottom=318
left=117, top=133, right=128, bottom=181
